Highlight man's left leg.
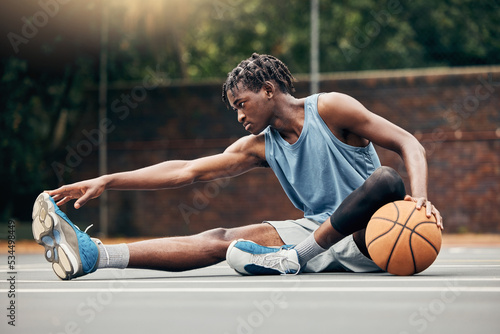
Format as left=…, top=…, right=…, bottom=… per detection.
left=227, top=166, right=406, bottom=274
left=302, top=166, right=406, bottom=259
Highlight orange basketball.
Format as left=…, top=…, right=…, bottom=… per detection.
left=365, top=200, right=442, bottom=276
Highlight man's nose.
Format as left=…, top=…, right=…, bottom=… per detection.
left=237, top=109, right=245, bottom=123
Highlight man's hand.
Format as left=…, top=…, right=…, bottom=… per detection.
left=46, top=177, right=107, bottom=209
left=404, top=195, right=443, bottom=230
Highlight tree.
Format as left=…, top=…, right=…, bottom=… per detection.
left=1, top=0, right=498, bottom=222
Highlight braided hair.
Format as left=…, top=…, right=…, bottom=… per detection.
left=222, top=53, right=296, bottom=109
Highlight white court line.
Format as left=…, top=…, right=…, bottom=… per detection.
left=12, top=277, right=500, bottom=284
left=439, top=259, right=500, bottom=262
left=1, top=287, right=499, bottom=293
left=433, top=265, right=500, bottom=268
left=0, top=266, right=232, bottom=273
left=0, top=268, right=54, bottom=272
left=0, top=263, right=49, bottom=269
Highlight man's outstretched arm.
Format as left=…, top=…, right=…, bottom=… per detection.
left=47, top=134, right=266, bottom=209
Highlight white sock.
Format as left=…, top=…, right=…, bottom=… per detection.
left=94, top=240, right=130, bottom=269
left=294, top=233, right=327, bottom=265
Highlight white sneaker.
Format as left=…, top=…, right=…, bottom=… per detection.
left=226, top=239, right=300, bottom=275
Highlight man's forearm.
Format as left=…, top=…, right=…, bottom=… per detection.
left=101, top=160, right=193, bottom=191
left=402, top=140, right=428, bottom=199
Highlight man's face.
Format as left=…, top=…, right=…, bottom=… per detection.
left=227, top=83, right=272, bottom=135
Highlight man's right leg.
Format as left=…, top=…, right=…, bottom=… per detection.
left=33, top=191, right=286, bottom=279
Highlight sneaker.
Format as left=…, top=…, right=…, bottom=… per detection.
left=226, top=239, right=301, bottom=275
left=32, top=193, right=100, bottom=280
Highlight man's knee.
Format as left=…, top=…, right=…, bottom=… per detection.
left=199, top=227, right=231, bottom=242
left=367, top=166, right=405, bottom=200
left=201, top=224, right=284, bottom=247
left=328, top=167, right=405, bottom=236
left=197, top=228, right=232, bottom=261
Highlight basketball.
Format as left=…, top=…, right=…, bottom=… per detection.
left=365, top=200, right=442, bottom=276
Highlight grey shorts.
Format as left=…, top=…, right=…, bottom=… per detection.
left=265, top=218, right=383, bottom=273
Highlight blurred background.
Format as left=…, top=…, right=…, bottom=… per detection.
left=1, top=0, right=499, bottom=239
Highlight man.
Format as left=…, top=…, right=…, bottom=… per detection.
left=32, top=53, right=443, bottom=280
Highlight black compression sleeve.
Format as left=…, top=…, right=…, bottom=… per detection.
left=330, top=166, right=406, bottom=236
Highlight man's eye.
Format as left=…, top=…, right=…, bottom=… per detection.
left=239, top=102, right=245, bottom=108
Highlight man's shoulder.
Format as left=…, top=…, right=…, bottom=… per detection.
left=225, top=134, right=267, bottom=162
left=234, top=133, right=266, bottom=147
left=317, top=92, right=365, bottom=124
left=317, top=92, right=351, bottom=109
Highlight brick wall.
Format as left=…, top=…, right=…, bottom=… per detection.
left=61, top=67, right=500, bottom=236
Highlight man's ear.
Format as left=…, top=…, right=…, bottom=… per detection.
left=263, top=81, right=275, bottom=99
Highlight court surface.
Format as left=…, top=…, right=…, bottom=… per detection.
left=1, top=245, right=499, bottom=334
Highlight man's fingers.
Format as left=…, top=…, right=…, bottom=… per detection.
left=46, top=185, right=68, bottom=195
left=415, top=198, right=426, bottom=210
left=426, top=201, right=432, bottom=217
left=74, top=192, right=92, bottom=209
left=405, top=195, right=443, bottom=230
left=45, top=185, right=89, bottom=208
left=434, top=208, right=444, bottom=230
left=425, top=201, right=444, bottom=230
left=56, top=197, right=71, bottom=207
left=51, top=193, right=65, bottom=202
left=45, top=189, right=60, bottom=198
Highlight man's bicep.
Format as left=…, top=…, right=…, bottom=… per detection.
left=189, top=136, right=266, bottom=182
left=355, top=112, right=414, bottom=152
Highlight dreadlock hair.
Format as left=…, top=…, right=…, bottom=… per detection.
left=222, top=53, right=296, bottom=109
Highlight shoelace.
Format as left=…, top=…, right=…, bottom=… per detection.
left=93, top=238, right=110, bottom=266
left=252, top=249, right=301, bottom=275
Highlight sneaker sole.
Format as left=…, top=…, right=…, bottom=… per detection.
left=226, top=239, right=259, bottom=276
left=225, top=239, right=242, bottom=274
left=32, top=193, right=79, bottom=280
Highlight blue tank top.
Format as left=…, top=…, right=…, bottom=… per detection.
left=264, top=93, right=381, bottom=223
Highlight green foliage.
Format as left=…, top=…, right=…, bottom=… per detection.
left=1, top=0, right=499, bottom=221
left=100, top=0, right=499, bottom=78
left=1, top=58, right=45, bottom=219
